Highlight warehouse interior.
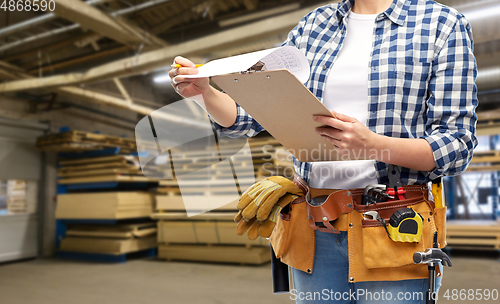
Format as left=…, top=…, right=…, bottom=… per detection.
left=1, top=0, right=500, bottom=303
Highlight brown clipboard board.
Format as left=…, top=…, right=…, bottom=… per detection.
left=212, top=69, right=343, bottom=162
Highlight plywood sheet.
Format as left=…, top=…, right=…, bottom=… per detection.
left=158, top=244, right=270, bottom=265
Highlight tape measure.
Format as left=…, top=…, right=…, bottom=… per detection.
left=387, top=208, right=423, bottom=242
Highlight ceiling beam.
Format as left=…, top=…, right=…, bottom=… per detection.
left=0, top=60, right=148, bottom=114
left=243, top=0, right=259, bottom=11
left=27, top=46, right=131, bottom=74
left=0, top=60, right=209, bottom=127
left=53, top=0, right=167, bottom=48
left=4, top=33, right=97, bottom=63
left=0, top=2, right=331, bottom=93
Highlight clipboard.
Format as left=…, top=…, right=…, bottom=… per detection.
left=212, top=69, right=343, bottom=162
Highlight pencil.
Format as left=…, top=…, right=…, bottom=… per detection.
left=171, top=64, right=204, bottom=68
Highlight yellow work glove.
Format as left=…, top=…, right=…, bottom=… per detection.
left=237, top=176, right=303, bottom=222
left=235, top=193, right=300, bottom=240
left=258, top=193, right=299, bottom=238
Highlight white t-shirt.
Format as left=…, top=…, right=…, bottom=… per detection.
left=309, top=11, right=379, bottom=189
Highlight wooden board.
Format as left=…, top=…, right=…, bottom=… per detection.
left=59, top=236, right=157, bottom=255
left=157, top=221, right=268, bottom=246
left=57, top=168, right=142, bottom=178
left=66, top=223, right=157, bottom=239
left=157, top=244, right=270, bottom=265
left=213, top=70, right=341, bottom=162
left=56, top=192, right=154, bottom=220
left=58, top=161, right=134, bottom=172
left=446, top=220, right=500, bottom=249
left=447, top=220, right=500, bottom=231
left=36, top=130, right=136, bottom=153
left=150, top=212, right=236, bottom=221
left=155, top=194, right=238, bottom=211
left=466, top=165, right=500, bottom=172
left=57, top=174, right=153, bottom=184
left=59, top=155, right=137, bottom=166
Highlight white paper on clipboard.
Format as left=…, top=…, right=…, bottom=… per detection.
left=182, top=46, right=310, bottom=84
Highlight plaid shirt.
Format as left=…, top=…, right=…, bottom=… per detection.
left=213, top=0, right=478, bottom=186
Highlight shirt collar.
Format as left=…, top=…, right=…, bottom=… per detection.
left=335, top=0, right=409, bottom=26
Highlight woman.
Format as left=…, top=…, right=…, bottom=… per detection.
left=170, top=0, right=477, bottom=302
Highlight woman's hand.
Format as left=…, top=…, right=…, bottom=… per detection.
left=169, top=56, right=211, bottom=98
left=313, top=111, right=381, bottom=160
left=167, top=55, right=239, bottom=128
left=314, top=110, right=436, bottom=171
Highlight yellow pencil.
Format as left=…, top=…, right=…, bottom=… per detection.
left=171, top=64, right=204, bottom=68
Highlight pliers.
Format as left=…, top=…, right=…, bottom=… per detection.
left=387, top=164, right=406, bottom=200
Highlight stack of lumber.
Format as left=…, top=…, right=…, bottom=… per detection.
left=447, top=220, right=500, bottom=250
left=36, top=130, right=136, bottom=154
left=147, top=136, right=293, bottom=185
left=59, top=222, right=157, bottom=255
left=476, top=109, right=500, bottom=137
left=57, top=155, right=150, bottom=184
left=56, top=192, right=154, bottom=220
left=51, top=131, right=161, bottom=262
left=467, top=150, right=500, bottom=172
left=6, top=180, right=27, bottom=213
left=155, top=137, right=294, bottom=211
left=153, top=211, right=270, bottom=265
left=150, top=136, right=293, bottom=265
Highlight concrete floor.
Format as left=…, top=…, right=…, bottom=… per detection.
left=0, top=253, right=499, bottom=304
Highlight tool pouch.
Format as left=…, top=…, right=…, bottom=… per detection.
left=269, top=199, right=316, bottom=274
left=349, top=186, right=446, bottom=282
left=306, top=189, right=354, bottom=233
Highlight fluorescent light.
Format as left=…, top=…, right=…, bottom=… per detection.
left=154, top=74, right=171, bottom=83
left=477, top=67, right=500, bottom=80
left=461, top=3, right=500, bottom=21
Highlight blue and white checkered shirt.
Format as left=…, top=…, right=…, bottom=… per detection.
left=213, top=0, right=478, bottom=186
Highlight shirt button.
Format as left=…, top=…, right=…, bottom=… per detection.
left=323, top=65, right=327, bottom=70
left=341, top=30, right=344, bottom=34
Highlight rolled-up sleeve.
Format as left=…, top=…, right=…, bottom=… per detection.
left=421, top=15, right=478, bottom=179
left=212, top=103, right=264, bottom=138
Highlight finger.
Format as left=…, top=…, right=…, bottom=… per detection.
left=259, top=220, right=275, bottom=238
left=316, top=127, right=342, bottom=141
left=168, top=68, right=178, bottom=79
left=176, top=82, right=191, bottom=93
left=330, top=110, right=356, bottom=123
left=313, top=115, right=346, bottom=131
left=321, top=135, right=342, bottom=149
left=234, top=210, right=243, bottom=223
left=255, top=191, right=288, bottom=221
left=174, top=67, right=199, bottom=76
left=236, top=218, right=255, bottom=235
left=173, top=76, right=195, bottom=88
left=173, top=56, right=196, bottom=67
left=247, top=221, right=261, bottom=240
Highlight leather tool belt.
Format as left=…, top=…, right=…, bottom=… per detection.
left=292, top=173, right=429, bottom=234
left=270, top=172, right=447, bottom=282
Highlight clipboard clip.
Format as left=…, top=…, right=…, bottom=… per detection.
left=240, top=60, right=267, bottom=74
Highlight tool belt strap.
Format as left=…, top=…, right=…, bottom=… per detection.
left=292, top=172, right=431, bottom=233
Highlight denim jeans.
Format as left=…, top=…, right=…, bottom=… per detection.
left=291, top=230, right=443, bottom=303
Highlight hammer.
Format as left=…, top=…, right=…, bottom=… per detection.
left=413, top=246, right=452, bottom=304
